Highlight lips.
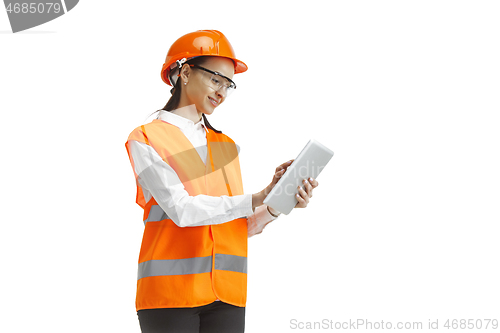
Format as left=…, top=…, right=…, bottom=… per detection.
left=208, top=97, right=219, bottom=107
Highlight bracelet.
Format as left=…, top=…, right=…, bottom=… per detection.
left=267, top=205, right=281, bottom=218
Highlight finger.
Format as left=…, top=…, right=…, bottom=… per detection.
left=274, top=169, right=285, bottom=178
left=300, top=180, right=310, bottom=197
left=270, top=170, right=285, bottom=187
left=303, top=179, right=312, bottom=191
left=303, top=188, right=310, bottom=204
left=297, top=186, right=310, bottom=205
left=297, top=191, right=308, bottom=206
left=303, top=179, right=313, bottom=198
left=308, top=177, right=319, bottom=188
left=276, top=159, right=294, bottom=172
left=295, top=192, right=304, bottom=208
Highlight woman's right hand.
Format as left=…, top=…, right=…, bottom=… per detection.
left=252, top=159, right=294, bottom=211
left=262, top=159, right=294, bottom=197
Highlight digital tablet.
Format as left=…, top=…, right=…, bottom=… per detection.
left=263, top=139, right=334, bottom=215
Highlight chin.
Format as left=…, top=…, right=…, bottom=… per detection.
left=204, top=104, right=216, bottom=114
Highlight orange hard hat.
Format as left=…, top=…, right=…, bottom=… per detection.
left=161, top=30, right=248, bottom=86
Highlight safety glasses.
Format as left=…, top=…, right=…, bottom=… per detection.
left=189, top=64, right=237, bottom=97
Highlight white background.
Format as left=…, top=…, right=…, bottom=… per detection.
left=1, top=1, right=499, bottom=332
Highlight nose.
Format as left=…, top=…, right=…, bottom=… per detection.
left=216, top=87, right=226, bottom=100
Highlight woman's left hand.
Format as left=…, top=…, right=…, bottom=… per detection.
left=295, top=177, right=319, bottom=208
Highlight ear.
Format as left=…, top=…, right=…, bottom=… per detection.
left=179, top=64, right=191, bottom=84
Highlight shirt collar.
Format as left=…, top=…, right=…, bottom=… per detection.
left=158, top=110, right=208, bottom=133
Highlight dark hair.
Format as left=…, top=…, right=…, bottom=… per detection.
left=149, top=56, right=222, bottom=133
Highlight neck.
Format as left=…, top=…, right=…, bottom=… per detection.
left=170, top=104, right=203, bottom=123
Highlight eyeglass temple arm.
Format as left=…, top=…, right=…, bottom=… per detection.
left=188, top=64, right=236, bottom=88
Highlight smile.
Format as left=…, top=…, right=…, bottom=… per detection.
left=208, top=97, right=219, bottom=107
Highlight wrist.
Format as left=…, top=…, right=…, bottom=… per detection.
left=267, top=205, right=281, bottom=218
left=252, top=191, right=265, bottom=210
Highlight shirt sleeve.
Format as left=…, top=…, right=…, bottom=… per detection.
left=247, top=204, right=280, bottom=238
left=128, top=140, right=254, bottom=228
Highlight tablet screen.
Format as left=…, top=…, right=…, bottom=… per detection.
left=263, top=139, right=334, bottom=215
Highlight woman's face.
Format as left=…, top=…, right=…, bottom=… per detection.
left=181, top=57, right=235, bottom=116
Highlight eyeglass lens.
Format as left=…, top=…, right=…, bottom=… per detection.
left=201, top=71, right=235, bottom=97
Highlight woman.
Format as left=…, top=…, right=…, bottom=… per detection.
left=125, top=30, right=319, bottom=333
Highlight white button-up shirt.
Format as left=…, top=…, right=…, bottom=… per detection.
left=128, top=110, right=278, bottom=237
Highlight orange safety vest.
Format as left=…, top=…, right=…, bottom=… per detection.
left=125, top=118, right=248, bottom=311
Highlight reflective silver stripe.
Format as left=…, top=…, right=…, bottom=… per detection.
left=144, top=205, right=170, bottom=224
left=214, top=254, right=247, bottom=274
left=138, top=256, right=212, bottom=280
left=137, top=254, right=248, bottom=280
